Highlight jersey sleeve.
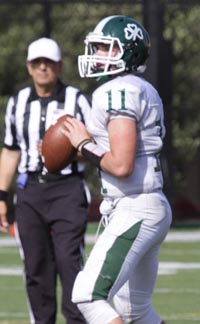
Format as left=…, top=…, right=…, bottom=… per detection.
left=3, top=96, right=20, bottom=150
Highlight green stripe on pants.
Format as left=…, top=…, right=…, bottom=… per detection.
left=92, top=220, right=142, bottom=300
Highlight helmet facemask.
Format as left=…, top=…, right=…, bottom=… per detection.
left=78, top=35, right=126, bottom=78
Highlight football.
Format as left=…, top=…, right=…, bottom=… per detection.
left=42, top=114, right=76, bottom=173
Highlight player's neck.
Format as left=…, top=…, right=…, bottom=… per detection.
left=35, top=82, right=57, bottom=98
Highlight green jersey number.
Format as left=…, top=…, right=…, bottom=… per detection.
left=106, top=89, right=127, bottom=112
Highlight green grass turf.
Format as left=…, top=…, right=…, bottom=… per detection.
left=0, top=226, right=200, bottom=324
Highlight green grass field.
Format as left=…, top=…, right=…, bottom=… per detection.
left=0, top=224, right=200, bottom=324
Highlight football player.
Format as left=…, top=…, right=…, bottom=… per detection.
left=62, top=15, right=172, bottom=324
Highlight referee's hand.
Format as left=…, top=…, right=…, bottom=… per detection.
left=0, top=201, right=9, bottom=233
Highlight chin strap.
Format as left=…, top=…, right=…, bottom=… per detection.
left=96, top=75, right=110, bottom=84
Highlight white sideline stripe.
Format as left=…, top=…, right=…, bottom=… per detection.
left=1, top=230, right=200, bottom=247
left=0, top=313, right=199, bottom=322
left=1, top=231, right=200, bottom=276
left=158, top=262, right=200, bottom=275
left=1, top=262, right=200, bottom=276
left=85, top=230, right=200, bottom=244
left=0, top=267, right=23, bottom=275
left=164, top=230, right=200, bottom=242
left=0, top=312, right=28, bottom=318
left=155, top=287, right=200, bottom=294
left=165, top=318, right=200, bottom=322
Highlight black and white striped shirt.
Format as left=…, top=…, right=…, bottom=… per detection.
left=3, top=80, right=91, bottom=175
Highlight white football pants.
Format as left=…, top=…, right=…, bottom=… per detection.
left=72, top=190, right=172, bottom=324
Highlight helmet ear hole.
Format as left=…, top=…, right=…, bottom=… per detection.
left=123, top=50, right=138, bottom=70
left=123, top=49, right=133, bottom=62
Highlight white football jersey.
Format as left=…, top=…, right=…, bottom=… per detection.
left=87, top=73, right=165, bottom=197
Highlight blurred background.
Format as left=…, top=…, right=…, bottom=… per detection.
left=0, top=0, right=199, bottom=226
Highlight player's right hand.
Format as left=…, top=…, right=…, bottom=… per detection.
left=62, top=117, right=91, bottom=150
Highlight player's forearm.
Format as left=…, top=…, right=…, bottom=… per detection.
left=80, top=141, right=134, bottom=178
left=100, top=152, right=134, bottom=178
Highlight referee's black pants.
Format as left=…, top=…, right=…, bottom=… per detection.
left=15, top=174, right=88, bottom=324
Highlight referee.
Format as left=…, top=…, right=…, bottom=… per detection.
left=0, top=37, right=91, bottom=324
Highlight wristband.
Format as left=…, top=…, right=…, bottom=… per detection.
left=0, top=190, right=8, bottom=201
left=76, top=138, right=92, bottom=151
left=81, top=142, right=105, bottom=169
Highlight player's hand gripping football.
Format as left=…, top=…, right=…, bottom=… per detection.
left=62, top=117, right=92, bottom=151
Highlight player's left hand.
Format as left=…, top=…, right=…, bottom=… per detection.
left=62, top=117, right=92, bottom=150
